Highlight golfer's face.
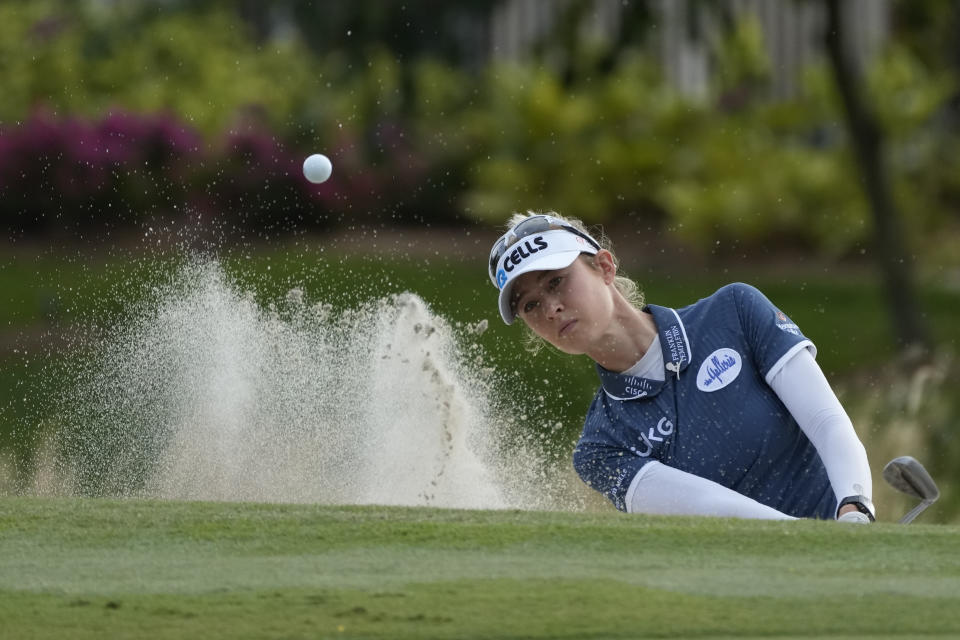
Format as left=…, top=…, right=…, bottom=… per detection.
left=512, top=258, right=608, bottom=354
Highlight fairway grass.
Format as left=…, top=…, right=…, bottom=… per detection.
left=1, top=497, right=958, bottom=639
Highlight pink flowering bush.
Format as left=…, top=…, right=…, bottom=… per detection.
left=0, top=110, right=339, bottom=239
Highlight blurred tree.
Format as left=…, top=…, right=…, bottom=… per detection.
left=237, top=0, right=496, bottom=70
left=823, top=0, right=931, bottom=353
left=893, top=0, right=960, bottom=79
left=2, top=0, right=957, bottom=264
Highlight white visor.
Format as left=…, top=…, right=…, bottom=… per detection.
left=494, top=228, right=598, bottom=324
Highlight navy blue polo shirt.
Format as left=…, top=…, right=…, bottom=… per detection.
left=572, top=283, right=836, bottom=519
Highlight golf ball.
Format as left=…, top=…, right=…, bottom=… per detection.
left=303, top=153, right=332, bottom=184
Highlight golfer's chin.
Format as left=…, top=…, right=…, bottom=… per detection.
left=546, top=335, right=586, bottom=356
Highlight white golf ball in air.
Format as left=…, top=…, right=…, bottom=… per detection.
left=303, top=153, right=332, bottom=184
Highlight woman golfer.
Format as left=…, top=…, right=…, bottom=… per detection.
left=489, top=212, right=875, bottom=522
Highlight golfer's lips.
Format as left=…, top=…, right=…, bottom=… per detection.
left=558, top=319, right=577, bottom=337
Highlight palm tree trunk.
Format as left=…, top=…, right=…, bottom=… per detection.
left=823, top=0, right=931, bottom=352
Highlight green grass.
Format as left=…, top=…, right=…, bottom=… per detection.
left=1, top=496, right=959, bottom=639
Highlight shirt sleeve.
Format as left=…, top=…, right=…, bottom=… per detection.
left=573, top=440, right=648, bottom=512
left=767, top=347, right=873, bottom=517
left=626, top=461, right=797, bottom=520
left=726, top=283, right=815, bottom=382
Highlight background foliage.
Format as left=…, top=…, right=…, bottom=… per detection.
left=2, top=0, right=958, bottom=257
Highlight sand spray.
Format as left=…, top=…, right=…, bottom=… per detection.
left=27, top=257, right=579, bottom=510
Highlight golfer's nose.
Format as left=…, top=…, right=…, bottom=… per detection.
left=544, top=295, right=563, bottom=320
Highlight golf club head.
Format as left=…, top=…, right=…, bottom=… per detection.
left=883, top=456, right=940, bottom=501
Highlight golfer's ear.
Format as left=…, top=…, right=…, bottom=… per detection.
left=593, top=250, right=617, bottom=284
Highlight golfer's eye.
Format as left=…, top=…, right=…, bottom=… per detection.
left=522, top=299, right=540, bottom=314
left=547, top=276, right=562, bottom=291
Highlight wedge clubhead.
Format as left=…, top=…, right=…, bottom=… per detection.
left=882, top=456, right=940, bottom=524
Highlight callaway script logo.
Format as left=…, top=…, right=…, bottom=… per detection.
left=696, top=348, right=742, bottom=392
left=629, top=416, right=674, bottom=457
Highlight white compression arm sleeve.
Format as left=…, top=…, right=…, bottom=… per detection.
left=767, top=347, right=872, bottom=514
left=626, top=461, right=796, bottom=520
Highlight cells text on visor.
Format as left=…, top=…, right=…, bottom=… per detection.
left=502, top=236, right=548, bottom=273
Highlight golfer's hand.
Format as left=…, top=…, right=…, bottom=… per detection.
left=837, top=508, right=871, bottom=524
